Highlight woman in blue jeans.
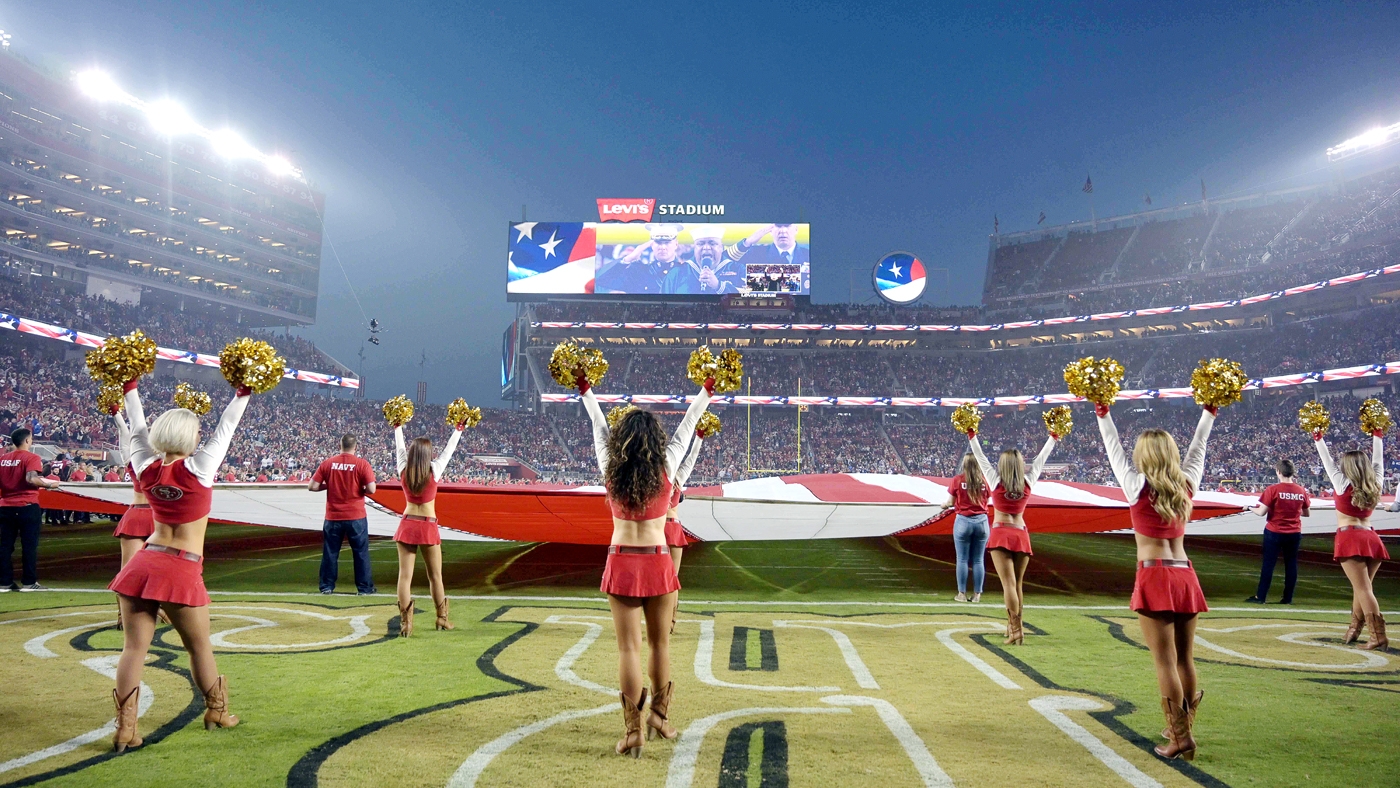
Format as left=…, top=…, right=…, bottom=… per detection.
left=940, top=453, right=990, bottom=602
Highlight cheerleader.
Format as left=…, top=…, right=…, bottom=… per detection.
left=967, top=429, right=1057, bottom=644
left=110, top=408, right=158, bottom=630
left=1096, top=403, right=1216, bottom=761
left=391, top=421, right=464, bottom=636
left=581, top=373, right=711, bottom=757
left=107, top=382, right=252, bottom=752
left=1313, top=430, right=1389, bottom=651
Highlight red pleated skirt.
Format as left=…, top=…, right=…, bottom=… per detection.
left=109, top=549, right=210, bottom=607
left=987, top=524, right=1033, bottom=555
left=1334, top=528, right=1390, bottom=561
left=665, top=518, right=690, bottom=548
left=394, top=516, right=441, bottom=546
left=1131, top=563, right=1208, bottom=615
left=112, top=505, right=155, bottom=539
left=601, top=551, right=680, bottom=598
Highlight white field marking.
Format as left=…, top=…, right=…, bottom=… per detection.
left=665, top=706, right=852, bottom=788
left=542, top=616, right=614, bottom=695
left=1192, top=629, right=1389, bottom=670
left=774, top=624, right=879, bottom=689
left=24, top=620, right=116, bottom=658
left=773, top=620, right=1009, bottom=692
left=1028, top=696, right=1162, bottom=788
left=203, top=606, right=373, bottom=650
left=935, top=627, right=1022, bottom=690
left=694, top=620, right=840, bottom=692
left=0, top=656, right=151, bottom=775
left=820, top=696, right=953, bottom=788
left=445, top=703, right=616, bottom=788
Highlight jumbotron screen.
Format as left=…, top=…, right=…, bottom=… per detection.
left=507, top=222, right=810, bottom=298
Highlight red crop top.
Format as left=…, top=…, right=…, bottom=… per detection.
left=1333, top=486, right=1374, bottom=519
left=1129, top=489, right=1185, bottom=539
left=669, top=484, right=682, bottom=509
left=139, top=460, right=213, bottom=525
left=990, top=481, right=1031, bottom=516
left=948, top=474, right=988, bottom=517
left=128, top=463, right=149, bottom=495
left=403, top=475, right=438, bottom=506
left=608, top=476, right=673, bottom=521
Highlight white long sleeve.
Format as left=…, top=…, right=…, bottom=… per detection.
left=674, top=436, right=704, bottom=489
left=1026, top=436, right=1057, bottom=485
left=666, top=388, right=712, bottom=476
left=1373, top=435, right=1385, bottom=489
left=184, top=394, right=249, bottom=484
left=1097, top=411, right=1146, bottom=503
left=1314, top=438, right=1348, bottom=493
left=113, top=413, right=132, bottom=466
left=431, top=428, right=463, bottom=479
left=124, top=387, right=158, bottom=476
left=1180, top=409, right=1215, bottom=491
left=395, top=426, right=408, bottom=474
left=581, top=389, right=611, bottom=475
left=967, top=436, right=997, bottom=483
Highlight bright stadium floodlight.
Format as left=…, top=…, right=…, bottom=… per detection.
left=75, top=69, right=129, bottom=103
left=1326, top=120, right=1400, bottom=162
left=264, top=155, right=296, bottom=177
left=146, top=99, right=199, bottom=137
left=209, top=128, right=257, bottom=159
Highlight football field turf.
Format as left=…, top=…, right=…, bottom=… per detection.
left=1, top=522, right=1396, bottom=787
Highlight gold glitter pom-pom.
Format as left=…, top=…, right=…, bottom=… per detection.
left=173, top=382, right=213, bottom=416
left=86, top=330, right=157, bottom=386
left=951, top=403, right=982, bottom=436
left=687, top=347, right=718, bottom=387
left=1043, top=406, right=1073, bottom=438
left=1190, top=358, right=1247, bottom=410
left=383, top=395, right=414, bottom=427
left=697, top=411, right=722, bottom=438
left=713, top=349, right=744, bottom=393
left=548, top=342, right=608, bottom=388
left=97, top=383, right=124, bottom=414
left=1359, top=398, right=1392, bottom=436
left=218, top=338, right=286, bottom=394
left=1298, top=401, right=1330, bottom=436
left=606, top=405, right=638, bottom=431
left=446, top=398, right=482, bottom=429
left=1064, top=357, right=1125, bottom=406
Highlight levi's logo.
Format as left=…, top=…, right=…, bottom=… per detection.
left=597, top=198, right=656, bottom=223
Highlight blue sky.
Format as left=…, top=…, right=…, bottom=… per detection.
left=9, top=1, right=1400, bottom=403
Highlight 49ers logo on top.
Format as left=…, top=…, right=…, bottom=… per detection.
left=596, top=199, right=655, bottom=222
left=149, top=485, right=185, bottom=502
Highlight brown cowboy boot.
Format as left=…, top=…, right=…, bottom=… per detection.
left=398, top=600, right=414, bottom=638
left=1004, top=611, right=1023, bottom=645
left=112, top=687, right=143, bottom=752
left=615, top=688, right=647, bottom=758
left=1359, top=613, right=1389, bottom=651
left=1162, top=689, right=1203, bottom=739
left=1153, top=697, right=1196, bottom=761
left=1343, top=611, right=1364, bottom=644
left=435, top=598, right=454, bottom=631
left=647, top=681, right=679, bottom=741
left=202, top=675, right=240, bottom=730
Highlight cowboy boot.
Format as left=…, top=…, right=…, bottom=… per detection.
left=435, top=598, right=454, bottom=631
left=1162, top=689, right=1203, bottom=739
left=1004, top=611, right=1023, bottom=645
left=616, top=688, right=647, bottom=757
left=647, top=681, right=679, bottom=741
left=112, top=687, right=143, bottom=752
left=1343, top=611, right=1364, bottom=644
left=1359, top=613, right=1389, bottom=651
left=1153, top=697, right=1196, bottom=761
left=398, top=600, right=414, bottom=638
left=202, top=675, right=240, bottom=730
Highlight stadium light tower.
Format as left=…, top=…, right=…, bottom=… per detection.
left=209, top=128, right=257, bottom=159
left=75, top=69, right=131, bottom=103
left=146, top=98, right=199, bottom=137
left=1326, top=120, right=1400, bottom=162
left=0, top=30, right=12, bottom=49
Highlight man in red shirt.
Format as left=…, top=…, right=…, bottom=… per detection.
left=309, top=435, right=377, bottom=595
left=0, top=429, right=62, bottom=591
left=1246, top=458, right=1311, bottom=605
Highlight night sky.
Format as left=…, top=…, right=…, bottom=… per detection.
left=11, top=1, right=1400, bottom=404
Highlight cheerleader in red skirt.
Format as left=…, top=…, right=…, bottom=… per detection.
left=967, top=428, right=1058, bottom=645
left=106, top=382, right=252, bottom=752
left=580, top=373, right=711, bottom=757
left=1313, top=431, right=1389, bottom=651
left=1097, top=403, right=1216, bottom=761
left=391, top=421, right=464, bottom=636
left=110, top=409, right=152, bottom=628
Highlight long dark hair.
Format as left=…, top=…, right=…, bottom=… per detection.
left=605, top=409, right=667, bottom=515
left=403, top=437, right=434, bottom=496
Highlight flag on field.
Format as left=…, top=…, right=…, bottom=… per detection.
left=1037, top=211, right=1046, bottom=225
left=1144, top=193, right=1152, bottom=206
left=1082, top=175, right=1093, bottom=194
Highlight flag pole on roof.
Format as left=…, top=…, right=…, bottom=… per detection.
left=1082, top=174, right=1096, bottom=225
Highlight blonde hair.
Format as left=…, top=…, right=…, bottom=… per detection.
left=150, top=409, right=200, bottom=457
left=960, top=452, right=986, bottom=503
left=1131, top=429, right=1194, bottom=526
left=998, top=449, right=1026, bottom=499
left=1340, top=450, right=1381, bottom=511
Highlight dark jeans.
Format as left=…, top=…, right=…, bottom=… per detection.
left=1256, top=529, right=1301, bottom=603
left=0, top=504, right=42, bottom=586
left=320, top=518, right=375, bottom=593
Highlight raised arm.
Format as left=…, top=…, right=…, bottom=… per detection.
left=1313, top=437, right=1348, bottom=494
left=967, top=435, right=997, bottom=483
left=1026, top=436, right=1057, bottom=485
left=185, top=393, right=250, bottom=484
left=1181, top=409, right=1216, bottom=492
left=666, top=387, right=712, bottom=475
left=1096, top=409, right=1145, bottom=502
left=123, top=386, right=158, bottom=475
left=581, top=388, right=611, bottom=475
left=395, top=426, right=408, bottom=474
left=113, top=412, right=132, bottom=466
left=431, top=428, right=463, bottom=479
left=1372, top=434, right=1385, bottom=487
left=674, top=436, right=704, bottom=489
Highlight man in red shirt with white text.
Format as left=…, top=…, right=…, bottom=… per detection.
left=309, top=435, right=377, bottom=595
left=0, top=429, right=62, bottom=591
left=1246, top=458, right=1311, bottom=605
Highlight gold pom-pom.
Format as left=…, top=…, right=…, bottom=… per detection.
left=1043, top=406, right=1073, bottom=438
left=173, top=382, right=213, bottom=416
left=1298, top=401, right=1330, bottom=436
left=606, top=404, right=638, bottom=430
left=697, top=411, right=722, bottom=437
left=86, top=329, right=157, bottom=386
left=713, top=349, right=744, bottom=393
left=97, top=383, right=124, bottom=415
left=1190, top=358, right=1247, bottom=410
left=446, top=398, right=482, bottom=429
left=1359, top=398, right=1392, bottom=436
left=687, top=347, right=717, bottom=387
left=218, top=338, right=286, bottom=394
left=1064, top=356, right=1125, bottom=406
left=951, top=403, right=982, bottom=436
left=383, top=395, right=414, bottom=427
left=547, top=342, right=608, bottom=388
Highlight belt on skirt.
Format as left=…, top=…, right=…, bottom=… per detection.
left=128, top=504, right=151, bottom=510
left=403, top=514, right=438, bottom=523
left=1139, top=558, right=1191, bottom=569
left=608, top=545, right=668, bottom=555
left=1336, top=525, right=1372, bottom=532
left=992, top=522, right=1026, bottom=529
left=143, top=543, right=202, bottom=562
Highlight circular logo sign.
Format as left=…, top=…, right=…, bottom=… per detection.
left=872, top=252, right=926, bottom=305
left=149, top=485, right=185, bottom=502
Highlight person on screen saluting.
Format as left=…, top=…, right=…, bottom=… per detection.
left=598, top=224, right=682, bottom=294
left=663, top=224, right=746, bottom=294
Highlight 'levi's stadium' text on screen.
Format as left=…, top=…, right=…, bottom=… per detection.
left=507, top=222, right=810, bottom=299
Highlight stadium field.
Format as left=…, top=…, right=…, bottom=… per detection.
left=1, top=523, right=1396, bottom=787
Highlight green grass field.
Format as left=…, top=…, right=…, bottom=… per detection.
left=1, top=522, right=1396, bottom=787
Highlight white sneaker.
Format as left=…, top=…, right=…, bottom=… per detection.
left=954, top=592, right=967, bottom=602
left=20, top=583, right=48, bottom=592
